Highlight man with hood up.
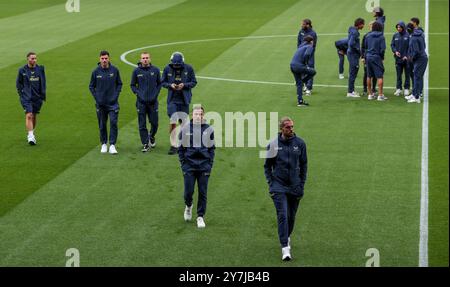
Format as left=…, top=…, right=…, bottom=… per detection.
left=89, top=50, right=123, bottom=154
left=130, top=52, right=162, bottom=152
left=162, top=51, right=197, bottom=155
left=297, top=19, right=317, bottom=96
left=390, top=21, right=411, bottom=97
left=361, top=21, right=378, bottom=97
left=405, top=22, right=428, bottom=104
left=346, top=18, right=365, bottom=98
left=364, top=21, right=387, bottom=101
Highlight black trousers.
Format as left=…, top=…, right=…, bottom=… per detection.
left=183, top=170, right=210, bottom=217
left=96, top=107, right=118, bottom=145
left=137, top=101, right=158, bottom=145
left=271, top=192, right=302, bottom=248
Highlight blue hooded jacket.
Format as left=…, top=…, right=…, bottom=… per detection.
left=390, top=21, right=410, bottom=62
left=89, top=63, right=122, bottom=108
left=335, top=38, right=348, bottom=51
left=16, top=64, right=46, bottom=101
left=162, top=54, right=197, bottom=105
left=347, top=26, right=361, bottom=56
left=290, top=43, right=314, bottom=68
left=297, top=27, right=318, bottom=49
left=376, top=15, right=386, bottom=32
left=365, top=31, right=386, bottom=60
left=178, top=121, right=215, bottom=172
left=408, top=28, right=428, bottom=61
left=264, top=133, right=308, bottom=196
left=130, top=63, right=162, bottom=104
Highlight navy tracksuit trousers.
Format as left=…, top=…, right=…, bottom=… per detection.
left=183, top=170, right=210, bottom=217
left=271, top=192, right=302, bottom=248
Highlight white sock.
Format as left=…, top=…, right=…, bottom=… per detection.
left=28, top=131, right=34, bottom=136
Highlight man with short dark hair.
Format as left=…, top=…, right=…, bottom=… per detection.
left=373, top=7, right=386, bottom=32
left=364, top=21, right=387, bottom=101
left=162, top=51, right=197, bottom=155
left=130, top=52, right=161, bottom=152
left=89, top=50, right=123, bottom=154
left=290, top=35, right=316, bottom=107
left=297, top=19, right=317, bottom=96
left=264, top=117, right=308, bottom=261
left=346, top=18, right=365, bottom=98
left=16, top=52, right=46, bottom=145
left=178, top=105, right=215, bottom=228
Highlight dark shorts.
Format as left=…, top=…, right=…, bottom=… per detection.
left=167, top=102, right=189, bottom=123
left=366, top=57, right=384, bottom=79
left=20, top=98, right=43, bottom=114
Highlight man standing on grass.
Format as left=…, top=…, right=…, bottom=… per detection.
left=162, top=51, right=197, bottom=155
left=16, top=52, right=46, bottom=145
left=130, top=52, right=162, bottom=152
left=89, top=50, right=123, bottom=154
left=290, top=35, right=316, bottom=107
left=346, top=18, right=365, bottom=98
left=264, top=117, right=308, bottom=261
left=364, top=21, right=387, bottom=101
left=335, top=38, right=348, bottom=79
left=178, top=105, right=215, bottom=229
left=297, top=19, right=317, bottom=96
left=391, top=21, right=411, bottom=97
left=405, top=22, right=428, bottom=104
left=361, top=21, right=378, bottom=97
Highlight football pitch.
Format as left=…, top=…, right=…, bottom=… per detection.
left=0, top=0, right=448, bottom=267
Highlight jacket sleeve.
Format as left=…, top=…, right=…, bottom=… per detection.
left=208, top=128, right=215, bottom=165
left=16, top=68, right=23, bottom=97
left=89, top=70, right=96, bottom=97
left=408, top=39, right=418, bottom=60
left=297, top=30, right=302, bottom=48
left=184, top=66, right=197, bottom=89
left=263, top=144, right=275, bottom=184
left=130, top=69, right=138, bottom=95
left=178, top=129, right=186, bottom=165
left=390, top=34, right=397, bottom=54
left=115, top=68, right=123, bottom=96
left=161, top=67, right=171, bottom=89
left=380, top=36, right=386, bottom=60
left=299, top=141, right=308, bottom=191
left=40, top=66, right=46, bottom=100
left=361, top=35, right=367, bottom=58
left=156, top=68, right=162, bottom=95
left=313, top=31, right=318, bottom=49
left=348, top=31, right=360, bottom=54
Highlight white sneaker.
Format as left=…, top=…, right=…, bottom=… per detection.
left=394, top=89, right=402, bottom=96
left=346, top=91, right=360, bottom=98
left=197, top=217, right=206, bottom=228
left=305, top=89, right=312, bottom=96
left=404, top=89, right=410, bottom=96
left=282, top=247, right=292, bottom=261
left=405, top=95, right=415, bottom=100
left=339, top=74, right=345, bottom=79
left=184, top=205, right=192, bottom=221
left=100, top=144, right=108, bottom=153
left=377, top=95, right=388, bottom=101
left=368, top=94, right=375, bottom=100
left=303, top=86, right=307, bottom=92
left=408, top=97, right=421, bottom=103
left=109, top=144, right=118, bottom=154
left=27, top=134, right=36, bottom=145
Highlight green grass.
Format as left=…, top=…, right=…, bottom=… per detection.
left=0, top=0, right=447, bottom=266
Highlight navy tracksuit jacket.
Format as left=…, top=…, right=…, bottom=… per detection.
left=162, top=63, right=197, bottom=119
left=178, top=121, right=215, bottom=217
left=290, top=43, right=316, bottom=103
left=364, top=31, right=386, bottom=79
left=408, top=28, right=428, bottom=99
left=347, top=26, right=361, bottom=93
left=335, top=38, right=348, bottom=74
left=130, top=63, right=162, bottom=145
left=391, top=21, right=411, bottom=89
left=89, top=63, right=123, bottom=145
left=264, top=133, right=308, bottom=248
left=297, top=27, right=317, bottom=90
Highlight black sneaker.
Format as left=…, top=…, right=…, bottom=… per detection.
left=168, top=146, right=178, bottom=155
left=297, top=101, right=309, bottom=107
left=141, top=143, right=150, bottom=152
left=149, top=137, right=156, bottom=148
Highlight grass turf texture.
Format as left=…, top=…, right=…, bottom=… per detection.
left=0, top=0, right=448, bottom=266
